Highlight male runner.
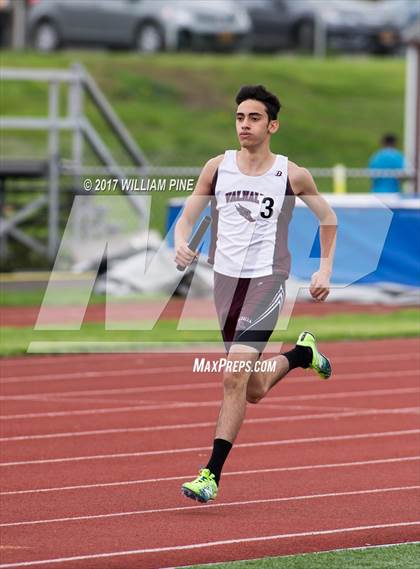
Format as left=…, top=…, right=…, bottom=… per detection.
left=174, top=85, right=337, bottom=503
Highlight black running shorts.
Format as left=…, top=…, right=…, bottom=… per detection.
left=214, top=271, right=286, bottom=354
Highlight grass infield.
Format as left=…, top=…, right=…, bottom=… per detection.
left=0, top=309, right=418, bottom=356
left=182, top=543, right=420, bottom=569
left=0, top=286, right=158, bottom=307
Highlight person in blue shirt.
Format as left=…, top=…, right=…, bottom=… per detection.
left=369, top=133, right=405, bottom=193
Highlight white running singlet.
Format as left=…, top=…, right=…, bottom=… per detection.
left=208, top=150, right=295, bottom=279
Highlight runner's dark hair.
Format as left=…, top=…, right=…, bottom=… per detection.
left=236, top=85, right=281, bottom=121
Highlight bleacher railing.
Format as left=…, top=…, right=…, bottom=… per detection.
left=0, top=64, right=149, bottom=260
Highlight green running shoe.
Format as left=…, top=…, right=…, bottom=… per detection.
left=181, top=468, right=218, bottom=503
left=296, top=331, right=332, bottom=379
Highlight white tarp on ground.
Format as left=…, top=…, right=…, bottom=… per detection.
left=73, top=230, right=213, bottom=298
left=96, top=251, right=213, bottom=298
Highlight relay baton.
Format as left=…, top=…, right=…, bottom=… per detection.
left=176, top=215, right=211, bottom=271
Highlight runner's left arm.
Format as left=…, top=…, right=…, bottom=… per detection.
left=291, top=166, right=338, bottom=302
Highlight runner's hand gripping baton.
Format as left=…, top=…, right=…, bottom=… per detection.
left=176, top=215, right=211, bottom=271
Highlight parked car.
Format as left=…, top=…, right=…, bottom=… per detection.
left=0, top=0, right=11, bottom=48
left=236, top=0, right=294, bottom=52
left=27, top=0, right=251, bottom=53
left=238, top=0, right=401, bottom=54
left=375, top=0, right=420, bottom=33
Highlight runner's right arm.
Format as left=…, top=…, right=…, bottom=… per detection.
left=174, top=155, right=222, bottom=269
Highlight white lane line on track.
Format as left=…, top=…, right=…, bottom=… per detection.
left=0, top=395, right=364, bottom=408
left=0, top=366, right=191, bottom=385
left=0, top=344, right=406, bottom=364
left=1, top=486, right=419, bottom=528
left=0, top=356, right=145, bottom=369
left=0, top=392, right=417, bottom=411
left=0, top=382, right=220, bottom=401
left=260, top=403, right=419, bottom=414
left=1, top=407, right=418, bottom=443
left=162, top=541, right=420, bottom=569
left=1, top=352, right=418, bottom=384
left=2, top=368, right=419, bottom=400
left=1, top=385, right=418, bottom=420
left=1, top=456, right=418, bottom=496
left=1, top=521, right=420, bottom=568
left=1, top=429, right=418, bottom=467
left=0, top=402, right=361, bottom=422
left=0, top=353, right=145, bottom=365
left=1, top=522, right=420, bottom=569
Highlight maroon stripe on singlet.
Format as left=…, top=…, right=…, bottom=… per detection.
left=273, top=177, right=295, bottom=277
left=207, top=168, right=219, bottom=266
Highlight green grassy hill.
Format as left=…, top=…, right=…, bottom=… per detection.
left=1, top=51, right=405, bottom=172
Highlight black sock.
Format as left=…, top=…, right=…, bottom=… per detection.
left=283, top=345, right=312, bottom=371
left=206, top=438, right=232, bottom=485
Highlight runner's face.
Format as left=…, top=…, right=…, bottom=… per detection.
left=236, top=100, right=278, bottom=148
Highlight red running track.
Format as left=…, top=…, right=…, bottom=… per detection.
left=0, top=338, right=419, bottom=568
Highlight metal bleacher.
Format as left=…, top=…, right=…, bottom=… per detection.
left=0, top=63, right=150, bottom=263
left=0, top=159, right=49, bottom=259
